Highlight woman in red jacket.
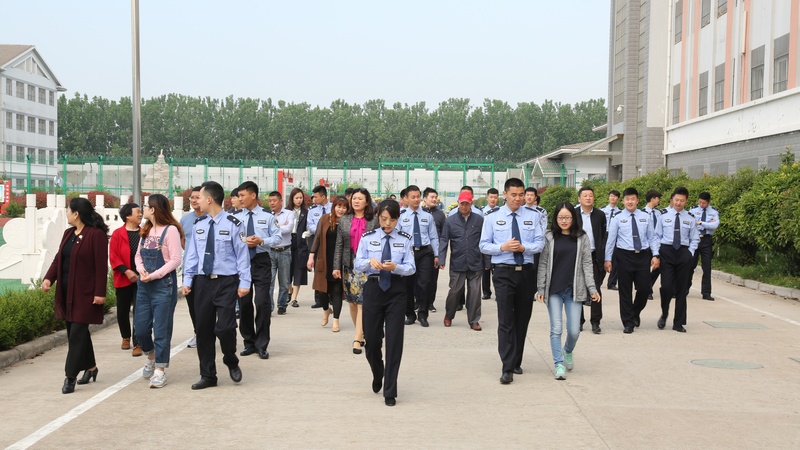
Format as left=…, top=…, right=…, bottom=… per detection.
left=42, top=198, right=109, bottom=394
left=109, top=203, right=143, bottom=356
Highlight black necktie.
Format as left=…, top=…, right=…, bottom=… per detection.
left=511, top=212, right=524, bottom=265
left=380, top=235, right=392, bottom=291
left=651, top=210, right=657, bottom=230
left=203, top=220, right=215, bottom=274
left=631, top=213, right=642, bottom=251
left=413, top=212, right=422, bottom=247
left=247, top=211, right=256, bottom=259
left=700, top=208, right=707, bottom=235
left=321, top=206, right=326, bottom=214
left=673, top=213, right=681, bottom=250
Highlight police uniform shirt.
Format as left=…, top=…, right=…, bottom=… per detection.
left=478, top=204, right=545, bottom=265
left=575, top=206, right=595, bottom=251
left=689, top=205, right=720, bottom=235
left=272, top=208, right=295, bottom=248
left=398, top=207, right=440, bottom=257
left=482, top=205, right=500, bottom=216
left=528, top=205, right=549, bottom=241
left=448, top=205, right=483, bottom=217
left=235, top=206, right=282, bottom=255
left=353, top=228, right=416, bottom=277
left=307, top=201, right=333, bottom=235
left=655, top=207, right=701, bottom=255
left=604, top=208, right=660, bottom=261
left=643, top=205, right=662, bottom=230
left=601, top=204, right=623, bottom=226
left=182, top=209, right=252, bottom=289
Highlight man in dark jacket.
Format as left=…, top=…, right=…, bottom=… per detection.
left=575, top=186, right=607, bottom=334
left=423, top=187, right=447, bottom=313
left=439, top=191, right=484, bottom=330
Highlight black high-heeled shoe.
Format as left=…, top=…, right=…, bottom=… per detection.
left=77, top=367, right=99, bottom=385
left=353, top=341, right=362, bottom=355
left=62, top=377, right=76, bottom=394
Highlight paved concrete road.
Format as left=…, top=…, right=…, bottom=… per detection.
left=2, top=272, right=799, bottom=449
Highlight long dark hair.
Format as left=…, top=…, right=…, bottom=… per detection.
left=286, top=188, right=307, bottom=212
left=346, top=188, right=375, bottom=221
left=69, top=197, right=109, bottom=234
left=141, top=194, right=185, bottom=242
left=328, top=196, right=349, bottom=230
left=549, top=202, right=584, bottom=240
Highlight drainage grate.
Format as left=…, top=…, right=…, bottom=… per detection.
left=703, top=321, right=767, bottom=329
left=691, top=359, right=764, bottom=369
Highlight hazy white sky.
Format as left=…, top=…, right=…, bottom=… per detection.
left=2, top=0, right=611, bottom=107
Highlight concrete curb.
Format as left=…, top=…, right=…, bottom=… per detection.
left=711, top=269, right=800, bottom=300
left=0, top=309, right=118, bottom=370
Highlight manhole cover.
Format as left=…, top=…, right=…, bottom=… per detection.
left=691, top=359, right=764, bottom=369
left=704, top=322, right=767, bottom=329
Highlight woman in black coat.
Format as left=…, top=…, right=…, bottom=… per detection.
left=288, top=188, right=310, bottom=307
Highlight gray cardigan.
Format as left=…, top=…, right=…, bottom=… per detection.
left=536, top=231, right=598, bottom=304
left=333, top=213, right=379, bottom=271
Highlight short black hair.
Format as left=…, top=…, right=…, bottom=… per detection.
left=268, top=190, right=282, bottom=199
left=119, top=202, right=140, bottom=221
left=698, top=191, right=711, bottom=201
left=406, top=185, right=421, bottom=195
left=312, top=185, right=328, bottom=196
left=191, top=186, right=202, bottom=193
left=487, top=188, right=499, bottom=196
left=460, top=185, right=473, bottom=193
left=671, top=186, right=689, bottom=199
left=344, top=188, right=355, bottom=197
left=230, top=188, right=239, bottom=198
left=504, top=178, right=525, bottom=191
left=399, top=189, right=407, bottom=198
left=549, top=202, right=585, bottom=239
left=423, top=187, right=438, bottom=197
left=609, top=190, right=621, bottom=198
left=389, top=194, right=397, bottom=200
left=238, top=181, right=258, bottom=196
left=201, top=181, right=225, bottom=206
left=645, top=189, right=662, bottom=202
left=577, top=186, right=594, bottom=196
left=376, top=199, right=401, bottom=220
left=622, top=187, right=639, bottom=198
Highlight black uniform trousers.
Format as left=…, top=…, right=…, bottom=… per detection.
left=607, top=252, right=619, bottom=288
left=194, top=274, right=240, bottom=382
left=690, top=235, right=713, bottom=296
left=186, top=284, right=197, bottom=334
left=65, top=322, right=96, bottom=378
left=616, top=249, right=651, bottom=328
left=580, top=252, right=605, bottom=326
left=650, top=267, right=661, bottom=294
left=405, top=246, right=434, bottom=320
left=482, top=254, right=492, bottom=297
left=115, top=283, right=138, bottom=345
left=239, top=252, right=272, bottom=351
left=493, top=264, right=536, bottom=373
left=363, top=275, right=406, bottom=398
left=430, top=265, right=440, bottom=309
left=659, top=244, right=692, bottom=327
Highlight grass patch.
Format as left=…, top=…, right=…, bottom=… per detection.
left=714, top=245, right=800, bottom=289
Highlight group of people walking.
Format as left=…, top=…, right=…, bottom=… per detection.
left=41, top=177, right=718, bottom=407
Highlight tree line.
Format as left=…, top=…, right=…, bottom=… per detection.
left=56, top=93, right=607, bottom=163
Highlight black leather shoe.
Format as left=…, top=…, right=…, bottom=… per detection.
left=658, top=315, right=667, bottom=329
left=428, top=306, right=437, bottom=313
left=607, top=284, right=618, bottom=291
left=591, top=323, right=601, bottom=334
left=482, top=294, right=491, bottom=299
left=385, top=397, right=396, bottom=407
left=62, top=377, right=76, bottom=394
left=277, top=307, right=287, bottom=315
left=500, top=372, right=513, bottom=384
left=191, top=378, right=217, bottom=390
left=258, top=349, right=269, bottom=359
left=404, top=316, right=415, bottom=325
left=418, top=316, right=429, bottom=327
left=457, top=304, right=464, bottom=311
left=673, top=325, right=686, bottom=333
left=513, top=367, right=523, bottom=375
left=623, top=327, right=634, bottom=334
left=647, top=294, right=654, bottom=300
left=634, top=316, right=641, bottom=328
left=702, top=295, right=715, bottom=301
left=240, top=347, right=257, bottom=357
left=77, top=367, right=98, bottom=385
left=372, top=376, right=382, bottom=393
left=229, top=365, right=243, bottom=383
left=311, top=303, right=323, bottom=309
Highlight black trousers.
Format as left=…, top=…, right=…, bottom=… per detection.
left=659, top=244, right=693, bottom=326
left=115, top=283, right=138, bottom=345
left=430, top=266, right=440, bottom=309
left=194, top=275, right=240, bottom=382
left=482, top=254, right=492, bottom=297
left=65, top=322, right=96, bottom=378
left=690, top=235, right=713, bottom=296
left=616, top=249, right=651, bottom=328
left=318, top=278, right=343, bottom=319
left=405, top=246, right=434, bottom=319
left=650, top=267, right=661, bottom=294
left=580, top=253, right=605, bottom=326
left=186, top=285, right=197, bottom=334
left=607, top=252, right=619, bottom=287
left=239, top=252, right=272, bottom=351
left=363, top=276, right=406, bottom=398
left=493, top=265, right=536, bottom=373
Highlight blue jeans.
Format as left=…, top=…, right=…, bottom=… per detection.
left=269, top=248, right=291, bottom=310
left=547, top=286, right=581, bottom=367
left=134, top=274, right=178, bottom=367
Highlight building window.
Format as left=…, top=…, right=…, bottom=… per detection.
left=28, top=116, right=36, bottom=133
left=5, top=112, right=12, bottom=129
left=5, top=79, right=11, bottom=95
left=38, top=149, right=46, bottom=164
left=16, top=114, right=24, bottom=131
left=774, top=34, right=790, bottom=94
left=751, top=45, right=765, bottom=100
left=5, top=145, right=12, bottom=162
left=49, top=91, right=55, bottom=106
left=674, top=0, right=683, bottom=44
left=17, top=146, right=26, bottom=163
left=49, top=121, right=55, bottom=136
left=16, top=81, right=24, bottom=98
left=717, top=0, right=727, bottom=17
left=672, top=84, right=681, bottom=124
left=38, top=118, right=46, bottom=135
left=701, top=0, right=711, bottom=27
left=714, top=63, right=725, bottom=111
left=50, top=150, right=56, bottom=165
left=699, top=72, right=709, bottom=116
left=27, top=84, right=36, bottom=101
left=16, top=178, right=25, bottom=189
left=38, top=87, right=46, bottom=104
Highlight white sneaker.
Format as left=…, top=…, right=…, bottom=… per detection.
left=149, top=370, right=167, bottom=388
left=142, top=357, right=155, bottom=379
left=187, top=335, right=197, bottom=348
left=554, top=363, right=567, bottom=380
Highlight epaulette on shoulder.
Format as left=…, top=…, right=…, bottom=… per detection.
left=400, top=209, right=407, bottom=214
left=640, top=207, right=647, bottom=212
left=535, top=206, right=545, bottom=213
left=362, top=229, right=378, bottom=237
left=194, top=214, right=208, bottom=224
left=660, top=208, right=669, bottom=214
left=686, top=211, right=695, bottom=218
left=309, top=204, right=318, bottom=209
left=398, top=231, right=412, bottom=240
left=227, top=215, right=242, bottom=226
left=484, top=208, right=498, bottom=216
left=262, top=207, right=272, bottom=214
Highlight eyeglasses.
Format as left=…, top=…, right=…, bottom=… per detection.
left=556, top=216, right=572, bottom=222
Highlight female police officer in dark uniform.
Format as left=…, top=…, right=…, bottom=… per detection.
left=354, top=200, right=416, bottom=406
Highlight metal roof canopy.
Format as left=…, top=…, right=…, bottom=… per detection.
left=571, top=134, right=624, bottom=157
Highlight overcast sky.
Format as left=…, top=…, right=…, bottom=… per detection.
left=2, top=0, right=610, bottom=108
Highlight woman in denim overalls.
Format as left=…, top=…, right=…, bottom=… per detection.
left=134, top=194, right=185, bottom=388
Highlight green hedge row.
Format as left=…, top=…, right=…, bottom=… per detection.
left=0, top=275, right=117, bottom=351
left=539, top=151, right=800, bottom=273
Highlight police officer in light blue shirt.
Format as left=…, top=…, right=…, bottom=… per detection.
left=688, top=191, right=719, bottom=300
left=397, top=185, right=439, bottom=327
left=179, top=186, right=206, bottom=346
left=604, top=187, right=660, bottom=333
left=182, top=181, right=251, bottom=390
left=480, top=187, right=501, bottom=300
left=306, top=185, right=334, bottom=309
left=479, top=178, right=544, bottom=385
left=643, top=189, right=663, bottom=299
left=653, top=186, right=700, bottom=333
